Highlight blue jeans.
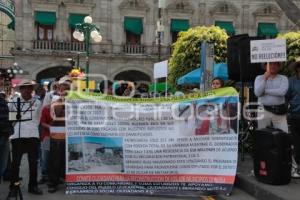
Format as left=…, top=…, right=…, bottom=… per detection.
left=41, top=149, right=50, bottom=178
left=0, top=136, right=9, bottom=178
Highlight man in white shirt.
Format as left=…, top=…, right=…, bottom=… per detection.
left=254, top=62, right=289, bottom=132
left=7, top=80, right=43, bottom=198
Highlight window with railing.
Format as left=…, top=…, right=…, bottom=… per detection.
left=33, top=40, right=85, bottom=51
left=123, top=17, right=144, bottom=54
left=126, top=31, right=140, bottom=45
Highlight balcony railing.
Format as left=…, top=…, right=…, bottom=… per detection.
left=30, top=40, right=174, bottom=57
left=123, top=44, right=145, bottom=54
left=33, top=40, right=86, bottom=52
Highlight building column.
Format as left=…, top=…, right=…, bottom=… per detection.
left=198, top=3, right=206, bottom=25
left=58, top=3, right=67, bottom=40
left=242, top=5, right=250, bottom=34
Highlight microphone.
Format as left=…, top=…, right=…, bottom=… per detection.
left=16, top=97, right=21, bottom=120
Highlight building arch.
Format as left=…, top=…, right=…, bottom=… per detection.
left=210, top=2, right=239, bottom=16
left=119, top=0, right=149, bottom=11
left=35, top=66, right=72, bottom=83
left=166, top=0, right=194, bottom=14
left=253, top=4, right=282, bottom=17
left=113, top=69, right=151, bottom=83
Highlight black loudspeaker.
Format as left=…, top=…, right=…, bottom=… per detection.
left=254, top=127, right=291, bottom=185
left=227, top=34, right=265, bottom=82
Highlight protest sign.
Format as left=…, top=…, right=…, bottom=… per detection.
left=154, top=60, right=168, bottom=79
left=250, top=39, right=286, bottom=63
left=65, top=87, right=239, bottom=196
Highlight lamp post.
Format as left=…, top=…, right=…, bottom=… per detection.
left=72, top=16, right=102, bottom=92
left=6, top=62, right=23, bottom=78
left=156, top=0, right=166, bottom=61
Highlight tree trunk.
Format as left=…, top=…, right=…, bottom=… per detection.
left=275, top=0, right=300, bottom=27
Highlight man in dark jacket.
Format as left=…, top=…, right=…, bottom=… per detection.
left=286, top=58, right=300, bottom=178
left=0, top=72, right=13, bottom=181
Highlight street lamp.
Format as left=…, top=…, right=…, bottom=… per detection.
left=156, top=0, right=166, bottom=61
left=6, top=62, right=23, bottom=78
left=72, top=16, right=102, bottom=92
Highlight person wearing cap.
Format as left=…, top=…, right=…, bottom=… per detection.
left=286, top=58, right=300, bottom=178
left=0, top=71, right=13, bottom=182
left=254, top=62, right=289, bottom=132
left=7, top=80, right=43, bottom=198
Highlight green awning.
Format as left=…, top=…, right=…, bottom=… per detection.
left=124, top=17, right=143, bottom=35
left=171, top=19, right=189, bottom=32
left=69, top=14, right=87, bottom=29
left=215, top=21, right=235, bottom=36
left=257, top=23, right=278, bottom=38
left=7, top=21, right=15, bottom=30
left=35, top=11, right=56, bottom=26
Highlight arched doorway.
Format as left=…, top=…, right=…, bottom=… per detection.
left=114, top=70, right=151, bottom=82
left=36, top=66, right=72, bottom=83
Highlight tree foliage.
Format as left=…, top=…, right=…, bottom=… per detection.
left=277, top=31, right=300, bottom=75
left=168, top=26, right=228, bottom=85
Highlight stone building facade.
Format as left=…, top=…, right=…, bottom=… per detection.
left=11, top=0, right=299, bottom=83
left=0, top=11, right=14, bottom=68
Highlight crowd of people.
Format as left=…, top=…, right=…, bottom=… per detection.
left=0, top=71, right=226, bottom=197
left=0, top=58, right=299, bottom=198
left=0, top=74, right=72, bottom=198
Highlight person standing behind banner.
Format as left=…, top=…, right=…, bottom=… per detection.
left=254, top=62, right=289, bottom=132
left=7, top=80, right=43, bottom=198
left=211, top=77, right=224, bottom=89
left=42, top=81, right=59, bottom=108
left=38, top=102, right=53, bottom=184
left=286, top=58, right=300, bottom=178
left=47, top=77, right=70, bottom=193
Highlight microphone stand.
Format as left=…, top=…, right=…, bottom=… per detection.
left=8, top=97, right=33, bottom=200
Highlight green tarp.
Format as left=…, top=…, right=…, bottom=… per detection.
left=35, top=11, right=56, bottom=26
left=69, top=14, right=87, bottom=29
left=215, top=21, right=235, bottom=36
left=257, top=23, right=278, bottom=38
left=171, top=19, right=189, bottom=32
left=149, top=83, right=176, bottom=93
left=124, top=17, right=143, bottom=35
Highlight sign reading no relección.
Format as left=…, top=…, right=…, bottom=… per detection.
left=250, top=39, right=286, bottom=63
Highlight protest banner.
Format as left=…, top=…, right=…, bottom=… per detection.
left=65, top=87, right=239, bottom=196
left=250, top=39, right=286, bottom=63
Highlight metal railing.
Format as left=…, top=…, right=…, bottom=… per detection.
left=31, top=40, right=174, bottom=57
left=33, top=40, right=86, bottom=52
left=123, top=44, right=145, bottom=54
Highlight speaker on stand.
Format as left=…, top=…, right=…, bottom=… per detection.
left=227, top=34, right=265, bottom=161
